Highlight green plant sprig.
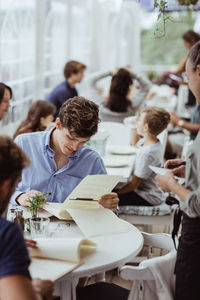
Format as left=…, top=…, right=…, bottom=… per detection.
left=29, top=192, right=51, bottom=218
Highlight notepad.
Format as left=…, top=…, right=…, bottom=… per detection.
left=29, top=237, right=96, bottom=280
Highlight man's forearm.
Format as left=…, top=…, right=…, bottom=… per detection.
left=169, top=180, right=191, bottom=203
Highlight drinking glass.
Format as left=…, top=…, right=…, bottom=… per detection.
left=30, top=217, right=50, bottom=238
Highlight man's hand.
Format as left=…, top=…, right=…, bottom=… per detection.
left=98, top=192, right=119, bottom=211
left=32, top=278, right=54, bottom=300
left=16, top=190, right=44, bottom=207
left=164, top=159, right=186, bottom=178
left=155, top=172, right=177, bottom=192
left=25, top=239, right=37, bottom=249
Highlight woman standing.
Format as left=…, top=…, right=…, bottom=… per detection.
left=156, top=41, right=200, bottom=300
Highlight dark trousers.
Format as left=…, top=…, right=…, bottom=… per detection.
left=77, top=282, right=129, bottom=300
left=119, top=190, right=153, bottom=206
left=175, top=213, right=200, bottom=300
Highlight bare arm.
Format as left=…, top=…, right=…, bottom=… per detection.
left=176, top=56, right=187, bottom=75
left=0, top=275, right=37, bottom=300
left=118, top=175, right=142, bottom=195
left=131, top=128, right=140, bottom=146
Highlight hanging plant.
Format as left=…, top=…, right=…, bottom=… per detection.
left=178, top=0, right=198, bottom=5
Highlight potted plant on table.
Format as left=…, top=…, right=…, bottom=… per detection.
left=29, top=193, right=50, bottom=218
left=25, top=193, right=50, bottom=234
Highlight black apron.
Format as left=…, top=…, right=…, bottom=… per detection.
left=175, top=212, right=200, bottom=300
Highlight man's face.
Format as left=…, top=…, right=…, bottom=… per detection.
left=55, top=120, right=90, bottom=156
left=72, top=70, right=85, bottom=83
left=0, top=177, right=20, bottom=215
left=0, top=88, right=11, bottom=120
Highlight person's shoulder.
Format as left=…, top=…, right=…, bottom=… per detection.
left=14, top=130, right=48, bottom=150
left=0, top=217, right=22, bottom=241
left=79, top=144, right=101, bottom=159
left=15, top=130, right=47, bottom=142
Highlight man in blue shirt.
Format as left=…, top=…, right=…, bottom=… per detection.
left=11, top=96, right=119, bottom=210
left=46, top=60, right=86, bottom=118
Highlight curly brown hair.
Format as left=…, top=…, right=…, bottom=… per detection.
left=58, top=96, right=100, bottom=137
left=0, top=136, right=30, bottom=185
left=64, top=61, right=86, bottom=79
left=142, top=107, right=170, bottom=136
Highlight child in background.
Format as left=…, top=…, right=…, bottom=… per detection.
left=118, top=107, right=170, bottom=206
left=13, top=100, right=56, bottom=139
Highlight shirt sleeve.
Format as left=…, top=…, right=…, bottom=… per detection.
left=134, top=151, right=155, bottom=179
left=87, top=71, right=110, bottom=105
left=130, top=72, right=151, bottom=109
left=0, top=222, right=31, bottom=279
left=181, top=187, right=200, bottom=218
left=91, top=156, right=107, bottom=174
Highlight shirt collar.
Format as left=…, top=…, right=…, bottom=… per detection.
left=44, top=127, right=55, bottom=151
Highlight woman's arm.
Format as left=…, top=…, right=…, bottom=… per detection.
left=87, top=71, right=111, bottom=105
left=176, top=56, right=187, bottom=75
left=130, top=72, right=152, bottom=109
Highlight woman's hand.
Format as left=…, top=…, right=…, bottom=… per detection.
left=98, top=193, right=119, bottom=211
left=170, top=112, right=180, bottom=126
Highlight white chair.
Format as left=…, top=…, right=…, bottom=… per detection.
left=119, top=232, right=176, bottom=300
left=157, top=129, right=168, bottom=160
left=119, top=203, right=176, bottom=234
left=98, top=121, right=131, bottom=146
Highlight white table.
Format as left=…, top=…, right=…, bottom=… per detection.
left=49, top=220, right=143, bottom=300
left=104, top=153, right=136, bottom=184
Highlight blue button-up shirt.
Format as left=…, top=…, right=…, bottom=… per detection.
left=11, top=129, right=106, bottom=204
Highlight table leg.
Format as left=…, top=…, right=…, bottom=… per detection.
left=59, top=277, right=79, bottom=300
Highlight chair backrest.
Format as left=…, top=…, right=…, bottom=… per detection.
left=119, top=232, right=175, bottom=300
left=98, top=121, right=131, bottom=145
left=157, top=129, right=168, bottom=160
left=120, top=232, right=174, bottom=281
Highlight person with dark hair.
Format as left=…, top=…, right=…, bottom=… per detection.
left=176, top=30, right=200, bottom=75
left=13, top=100, right=56, bottom=139
left=10, top=96, right=119, bottom=211
left=156, top=41, right=200, bottom=300
left=117, top=107, right=170, bottom=207
left=0, top=82, right=12, bottom=120
left=87, top=68, right=151, bottom=123
left=46, top=60, right=86, bottom=118
left=0, top=136, right=53, bottom=300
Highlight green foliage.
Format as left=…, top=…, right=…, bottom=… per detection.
left=29, top=193, right=50, bottom=218
left=141, top=13, right=195, bottom=67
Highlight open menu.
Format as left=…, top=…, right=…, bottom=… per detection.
left=29, top=238, right=96, bottom=281
left=43, top=175, right=122, bottom=220
left=66, top=208, right=133, bottom=237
